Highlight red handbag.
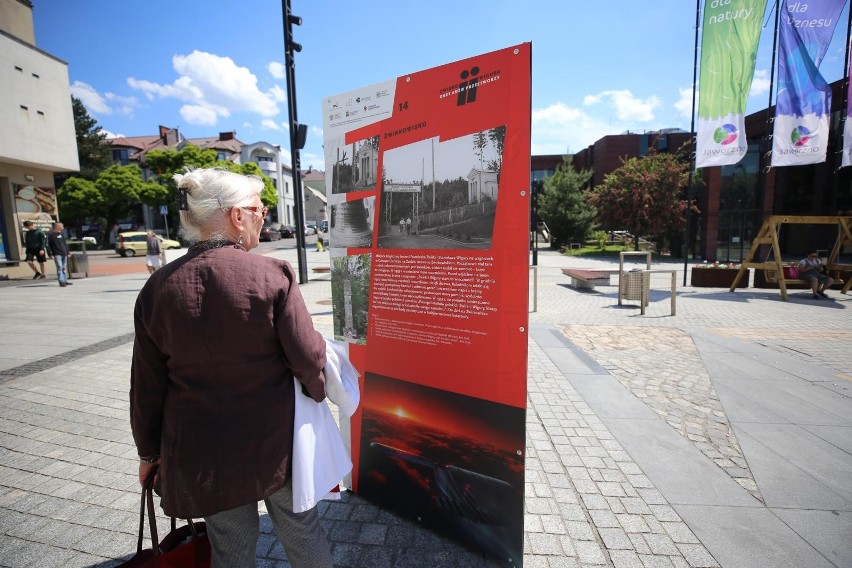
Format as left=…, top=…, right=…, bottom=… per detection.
left=782, top=265, right=800, bottom=280
left=118, top=472, right=211, bottom=567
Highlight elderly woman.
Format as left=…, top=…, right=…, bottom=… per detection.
left=130, top=168, right=333, bottom=567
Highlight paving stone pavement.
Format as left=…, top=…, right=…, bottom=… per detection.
left=0, top=247, right=849, bottom=567
left=555, top=325, right=761, bottom=502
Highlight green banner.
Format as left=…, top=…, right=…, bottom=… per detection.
left=696, top=0, right=768, bottom=168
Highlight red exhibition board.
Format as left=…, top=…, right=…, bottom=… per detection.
left=322, top=43, right=530, bottom=566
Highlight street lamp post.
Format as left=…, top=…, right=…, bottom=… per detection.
left=282, top=0, right=309, bottom=283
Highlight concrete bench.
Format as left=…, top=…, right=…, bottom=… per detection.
left=561, top=268, right=619, bottom=290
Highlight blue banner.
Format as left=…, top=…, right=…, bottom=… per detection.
left=844, top=36, right=852, bottom=168
left=771, top=0, right=848, bottom=167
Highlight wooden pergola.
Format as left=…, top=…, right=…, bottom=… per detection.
left=730, top=216, right=852, bottom=300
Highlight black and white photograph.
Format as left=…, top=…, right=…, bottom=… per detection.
left=377, top=127, right=505, bottom=250
left=326, top=135, right=380, bottom=195
left=328, top=196, right=375, bottom=249
left=330, top=252, right=371, bottom=344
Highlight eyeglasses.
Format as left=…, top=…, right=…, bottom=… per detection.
left=240, top=206, right=268, bottom=218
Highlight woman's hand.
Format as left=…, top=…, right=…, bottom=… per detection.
left=139, top=461, right=159, bottom=487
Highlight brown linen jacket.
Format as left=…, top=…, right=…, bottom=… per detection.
left=130, top=244, right=326, bottom=518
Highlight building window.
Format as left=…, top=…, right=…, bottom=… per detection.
left=217, top=152, right=227, bottom=161
left=112, top=149, right=129, bottom=165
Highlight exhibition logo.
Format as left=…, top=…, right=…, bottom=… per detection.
left=439, top=64, right=500, bottom=106
left=790, top=125, right=811, bottom=147
left=456, top=66, right=480, bottom=106
left=713, top=124, right=738, bottom=145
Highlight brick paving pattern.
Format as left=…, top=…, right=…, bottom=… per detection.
left=555, top=326, right=761, bottom=501
left=0, top=249, right=849, bottom=567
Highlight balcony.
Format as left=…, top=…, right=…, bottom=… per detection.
left=255, top=160, right=277, bottom=173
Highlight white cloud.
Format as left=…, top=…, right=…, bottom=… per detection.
left=180, top=105, right=218, bottom=125
left=268, top=61, right=285, bottom=79
left=127, top=50, right=281, bottom=126
left=99, top=128, right=123, bottom=139
left=750, top=69, right=770, bottom=98
left=583, top=89, right=660, bottom=122
left=71, top=81, right=111, bottom=115
left=269, top=84, right=287, bottom=103
left=261, top=119, right=281, bottom=130
left=104, top=92, right=137, bottom=116
left=674, top=87, right=694, bottom=118
left=310, top=126, right=323, bottom=138
left=531, top=102, right=612, bottom=154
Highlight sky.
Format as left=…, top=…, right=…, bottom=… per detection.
left=30, top=0, right=852, bottom=173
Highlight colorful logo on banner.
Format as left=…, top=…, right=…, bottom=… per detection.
left=771, top=0, right=846, bottom=167
left=714, top=124, right=738, bottom=145
left=791, top=126, right=812, bottom=147
left=696, top=0, right=767, bottom=168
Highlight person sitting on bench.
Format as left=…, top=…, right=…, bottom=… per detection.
left=798, top=250, right=834, bottom=299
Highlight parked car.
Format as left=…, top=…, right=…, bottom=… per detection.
left=259, top=222, right=282, bottom=242
left=115, top=231, right=181, bottom=257
left=319, top=220, right=328, bottom=232
left=279, top=225, right=297, bottom=238
left=305, top=222, right=317, bottom=235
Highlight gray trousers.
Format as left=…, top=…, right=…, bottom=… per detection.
left=204, top=480, right=333, bottom=568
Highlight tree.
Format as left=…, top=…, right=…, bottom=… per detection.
left=56, top=177, right=102, bottom=237
left=70, top=96, right=112, bottom=181
left=55, top=98, right=112, bottom=231
left=237, top=161, right=278, bottom=208
left=537, top=157, right=596, bottom=247
left=590, top=152, right=690, bottom=251
left=145, top=145, right=219, bottom=190
left=144, top=148, right=278, bottom=234
left=94, top=165, right=161, bottom=233
left=486, top=125, right=506, bottom=181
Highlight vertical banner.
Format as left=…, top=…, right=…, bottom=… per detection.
left=322, top=44, right=531, bottom=566
left=771, top=0, right=847, bottom=167
left=696, top=0, right=767, bottom=168
left=843, top=37, right=852, bottom=168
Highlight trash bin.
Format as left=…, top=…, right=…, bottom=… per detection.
left=67, top=241, right=89, bottom=278
left=623, top=269, right=649, bottom=304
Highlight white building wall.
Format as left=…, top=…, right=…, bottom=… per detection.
left=0, top=32, right=79, bottom=172
left=0, top=0, right=35, bottom=44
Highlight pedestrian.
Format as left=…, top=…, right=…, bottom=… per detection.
left=145, top=230, right=162, bottom=274
left=316, top=231, right=324, bottom=252
left=46, top=221, right=72, bottom=287
left=405, top=217, right=412, bottom=235
left=798, top=249, right=834, bottom=299
left=22, top=220, right=47, bottom=279
left=399, top=218, right=405, bottom=234
left=130, top=167, right=334, bottom=568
